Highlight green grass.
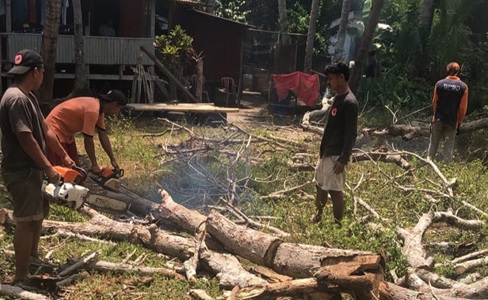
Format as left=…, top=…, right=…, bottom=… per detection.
left=2, top=110, right=488, bottom=298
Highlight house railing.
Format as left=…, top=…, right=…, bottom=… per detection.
left=1, top=33, right=155, bottom=66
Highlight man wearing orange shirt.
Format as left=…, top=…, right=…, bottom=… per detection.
left=46, top=90, right=127, bottom=173
left=428, top=62, right=468, bottom=163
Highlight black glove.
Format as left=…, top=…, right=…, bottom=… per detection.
left=456, top=126, right=460, bottom=136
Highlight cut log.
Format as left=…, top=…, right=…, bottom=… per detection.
left=156, top=190, right=225, bottom=252
left=454, top=257, right=488, bottom=275
left=206, top=211, right=283, bottom=267
left=156, top=189, right=206, bottom=233
left=315, top=257, right=384, bottom=300
left=237, top=278, right=341, bottom=299
left=272, top=243, right=375, bottom=278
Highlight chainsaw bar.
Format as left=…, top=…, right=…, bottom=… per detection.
left=85, top=192, right=131, bottom=215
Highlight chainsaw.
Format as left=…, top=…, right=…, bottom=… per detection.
left=42, top=166, right=131, bottom=214
left=89, top=167, right=137, bottom=198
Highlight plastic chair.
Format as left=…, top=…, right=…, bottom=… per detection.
left=221, top=77, right=236, bottom=107
left=191, top=74, right=210, bottom=102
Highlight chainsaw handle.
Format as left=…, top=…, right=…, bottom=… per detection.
left=114, top=168, right=124, bottom=178
left=71, top=165, right=88, bottom=182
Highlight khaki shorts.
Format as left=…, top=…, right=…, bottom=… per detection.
left=314, top=156, right=348, bottom=192
left=2, top=167, right=49, bottom=222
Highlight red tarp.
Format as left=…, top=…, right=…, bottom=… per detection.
left=272, top=72, right=320, bottom=108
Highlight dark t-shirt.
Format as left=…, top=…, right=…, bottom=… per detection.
left=434, top=77, right=468, bottom=127
left=319, top=91, right=358, bottom=164
left=0, top=86, right=46, bottom=172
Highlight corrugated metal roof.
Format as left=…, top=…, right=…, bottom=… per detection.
left=3, top=34, right=155, bottom=65
left=176, top=0, right=202, bottom=6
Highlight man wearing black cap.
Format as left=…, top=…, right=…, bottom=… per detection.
left=428, top=62, right=468, bottom=163
left=0, top=49, right=75, bottom=285
left=45, top=89, right=127, bottom=174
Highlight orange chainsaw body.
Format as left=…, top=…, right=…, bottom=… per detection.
left=53, top=166, right=86, bottom=184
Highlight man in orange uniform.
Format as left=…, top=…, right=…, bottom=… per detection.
left=45, top=90, right=127, bottom=173
left=428, top=62, right=468, bottom=163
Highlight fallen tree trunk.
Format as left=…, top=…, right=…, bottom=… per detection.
left=206, top=211, right=282, bottom=267
left=205, top=211, right=380, bottom=279
left=238, top=278, right=339, bottom=299
left=302, top=114, right=488, bottom=144
left=155, top=192, right=383, bottom=280
left=273, top=243, right=377, bottom=279
left=2, top=208, right=265, bottom=288
left=156, top=189, right=207, bottom=233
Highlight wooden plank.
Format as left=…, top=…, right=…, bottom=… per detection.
left=127, top=103, right=239, bottom=113
left=140, top=46, right=198, bottom=103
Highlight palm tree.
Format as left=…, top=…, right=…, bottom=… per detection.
left=349, top=0, right=385, bottom=94
left=38, top=0, right=62, bottom=105
left=304, top=0, right=321, bottom=73
left=334, top=0, right=352, bottom=61
left=277, top=0, right=291, bottom=45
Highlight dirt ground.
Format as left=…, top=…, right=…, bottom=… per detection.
left=226, top=91, right=268, bottom=124
left=226, top=91, right=313, bottom=127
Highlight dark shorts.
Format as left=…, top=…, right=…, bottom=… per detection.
left=1, top=167, right=49, bottom=222
left=46, top=140, right=80, bottom=167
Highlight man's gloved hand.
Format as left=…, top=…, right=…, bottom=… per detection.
left=456, top=126, right=461, bottom=136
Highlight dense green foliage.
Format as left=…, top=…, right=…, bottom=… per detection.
left=368, top=0, right=488, bottom=111
left=154, top=25, right=194, bottom=75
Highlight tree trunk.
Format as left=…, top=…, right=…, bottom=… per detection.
left=303, top=0, right=321, bottom=73
left=277, top=0, right=291, bottom=46
left=349, top=0, right=385, bottom=94
left=419, top=0, right=436, bottom=32
left=72, top=0, right=88, bottom=95
left=273, top=243, right=377, bottom=278
left=196, top=59, right=203, bottom=102
left=38, top=0, right=62, bottom=106
left=206, top=211, right=283, bottom=267
left=334, top=0, right=353, bottom=61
